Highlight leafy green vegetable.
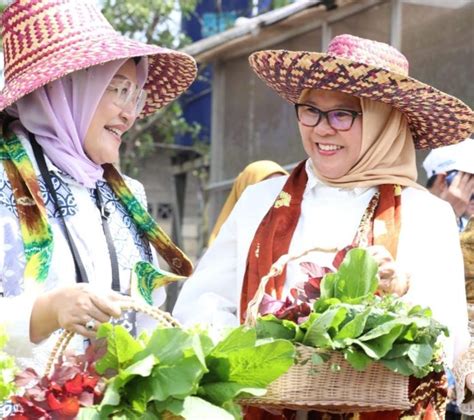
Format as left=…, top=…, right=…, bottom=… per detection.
left=256, top=248, right=448, bottom=378
left=320, top=248, right=378, bottom=303
left=0, top=326, right=17, bottom=402
left=164, top=396, right=234, bottom=420
left=198, top=382, right=266, bottom=406
left=204, top=338, right=295, bottom=388
left=256, top=315, right=298, bottom=340
left=95, top=323, right=142, bottom=374
left=82, top=324, right=295, bottom=419
left=303, top=307, right=347, bottom=347
left=333, top=248, right=378, bottom=301
left=334, top=307, right=371, bottom=341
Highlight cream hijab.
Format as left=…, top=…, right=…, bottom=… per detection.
left=312, top=97, right=421, bottom=189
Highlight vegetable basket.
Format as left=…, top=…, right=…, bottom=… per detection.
left=241, top=247, right=411, bottom=413
left=46, top=300, right=180, bottom=377
left=39, top=301, right=183, bottom=420
left=15, top=299, right=295, bottom=419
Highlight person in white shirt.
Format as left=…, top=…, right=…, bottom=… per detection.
left=0, top=0, right=195, bottom=373
left=173, top=34, right=473, bottom=419
left=423, top=138, right=474, bottom=232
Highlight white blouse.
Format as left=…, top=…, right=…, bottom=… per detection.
left=174, top=160, right=470, bottom=367
left=0, top=132, right=165, bottom=373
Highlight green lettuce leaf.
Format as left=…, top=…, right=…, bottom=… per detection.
left=150, top=355, right=206, bottom=401
left=204, top=339, right=294, bottom=388
left=95, top=324, right=143, bottom=374
left=344, top=347, right=372, bottom=371
left=353, top=324, right=404, bottom=359
left=334, top=307, right=371, bottom=340
left=199, top=382, right=266, bottom=406
left=256, top=316, right=298, bottom=340
left=164, top=396, right=234, bottom=419
left=303, top=307, right=347, bottom=347
left=210, top=326, right=256, bottom=356
left=334, top=248, right=378, bottom=301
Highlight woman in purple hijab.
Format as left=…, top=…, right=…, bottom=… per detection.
left=0, top=0, right=196, bottom=373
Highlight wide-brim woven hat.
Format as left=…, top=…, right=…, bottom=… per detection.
left=249, top=34, right=473, bottom=149
left=0, top=0, right=197, bottom=117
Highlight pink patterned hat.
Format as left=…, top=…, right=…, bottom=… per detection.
left=0, top=0, right=197, bottom=116
left=249, top=34, right=473, bottom=149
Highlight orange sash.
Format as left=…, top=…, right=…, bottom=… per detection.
left=240, top=160, right=401, bottom=322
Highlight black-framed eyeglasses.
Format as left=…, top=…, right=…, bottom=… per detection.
left=294, top=103, right=362, bottom=131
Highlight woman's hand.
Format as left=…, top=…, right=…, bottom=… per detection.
left=366, top=245, right=410, bottom=296
left=30, top=284, right=133, bottom=342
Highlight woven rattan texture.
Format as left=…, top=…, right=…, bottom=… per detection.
left=249, top=49, right=473, bottom=150
left=0, top=0, right=197, bottom=114
left=241, top=345, right=410, bottom=413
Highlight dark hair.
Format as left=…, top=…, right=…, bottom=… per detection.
left=426, top=175, right=437, bottom=189
left=133, top=56, right=142, bottom=65
left=0, top=111, right=18, bottom=138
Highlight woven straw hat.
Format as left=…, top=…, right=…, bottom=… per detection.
left=249, top=34, right=473, bottom=149
left=0, top=0, right=197, bottom=116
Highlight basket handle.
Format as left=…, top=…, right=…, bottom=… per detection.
left=45, top=300, right=180, bottom=377
left=244, top=246, right=337, bottom=328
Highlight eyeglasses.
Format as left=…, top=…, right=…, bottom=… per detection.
left=105, top=77, right=147, bottom=116
left=295, top=103, right=362, bottom=131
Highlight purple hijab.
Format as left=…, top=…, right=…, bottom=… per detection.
left=7, top=58, right=148, bottom=188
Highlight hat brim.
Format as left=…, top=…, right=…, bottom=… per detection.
left=0, top=33, right=197, bottom=117
left=249, top=50, right=473, bottom=149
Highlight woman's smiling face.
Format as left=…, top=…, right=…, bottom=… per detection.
left=298, top=89, right=363, bottom=179
left=83, top=59, right=138, bottom=165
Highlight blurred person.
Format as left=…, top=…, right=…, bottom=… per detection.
left=208, top=160, right=288, bottom=246
left=423, top=138, right=474, bottom=231
left=424, top=140, right=474, bottom=418
left=174, top=34, right=474, bottom=419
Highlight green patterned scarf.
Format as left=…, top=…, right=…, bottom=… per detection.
left=0, top=129, right=193, bottom=299
left=0, top=133, right=53, bottom=292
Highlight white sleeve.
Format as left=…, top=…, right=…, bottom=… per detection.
left=401, top=194, right=470, bottom=368
left=173, top=199, right=241, bottom=330
left=173, top=178, right=285, bottom=332
left=0, top=214, right=39, bottom=359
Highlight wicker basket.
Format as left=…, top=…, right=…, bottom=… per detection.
left=46, top=300, right=180, bottom=376
left=46, top=301, right=184, bottom=419
left=242, top=345, right=410, bottom=412
left=241, top=247, right=411, bottom=413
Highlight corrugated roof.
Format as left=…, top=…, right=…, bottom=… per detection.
left=182, top=0, right=326, bottom=62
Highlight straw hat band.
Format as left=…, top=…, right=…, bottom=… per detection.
left=3, top=2, right=113, bottom=80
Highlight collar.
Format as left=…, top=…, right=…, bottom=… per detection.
left=304, top=159, right=373, bottom=197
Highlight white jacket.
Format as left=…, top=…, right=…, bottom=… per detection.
left=174, top=160, right=470, bottom=368
left=0, top=132, right=165, bottom=373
